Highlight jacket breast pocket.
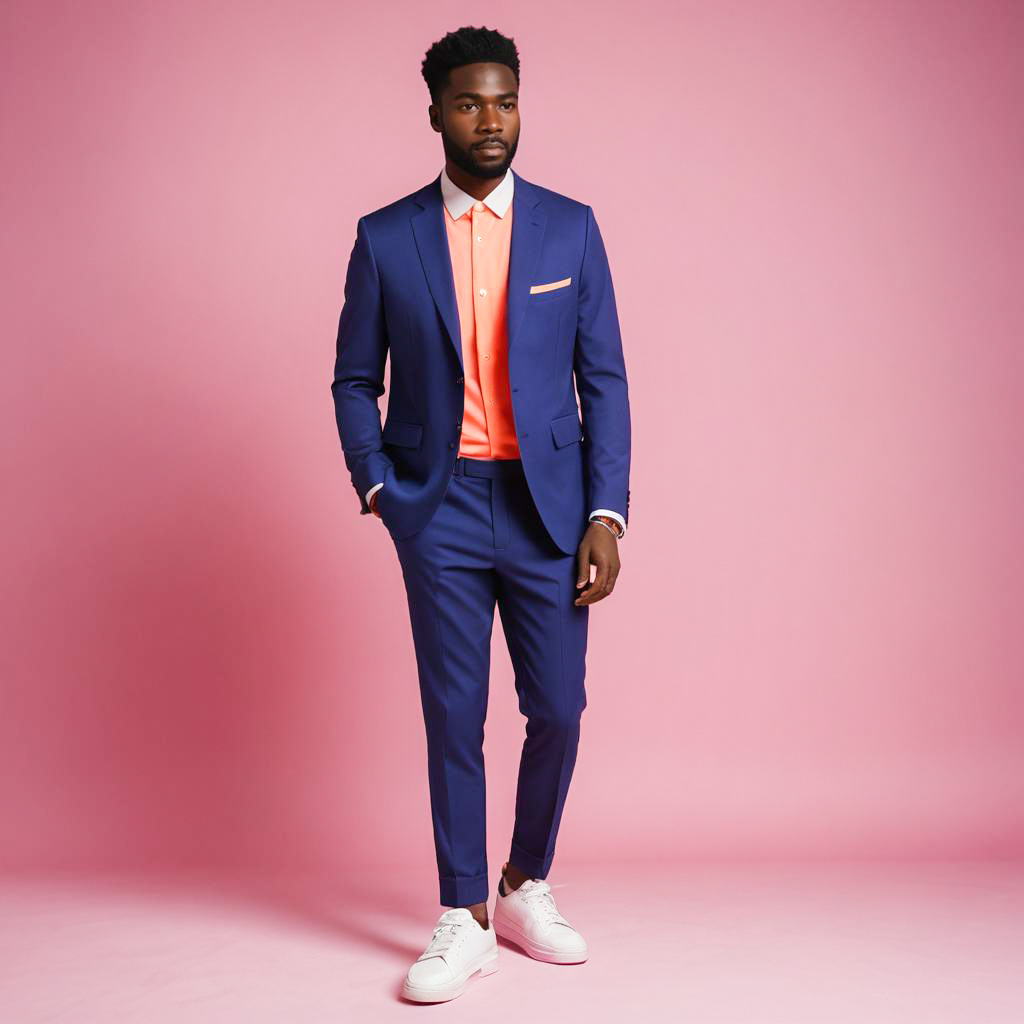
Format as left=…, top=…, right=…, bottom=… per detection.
left=382, top=419, right=423, bottom=448
left=550, top=412, right=583, bottom=449
left=529, top=276, right=574, bottom=304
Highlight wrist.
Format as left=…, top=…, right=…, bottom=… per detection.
left=589, top=514, right=623, bottom=539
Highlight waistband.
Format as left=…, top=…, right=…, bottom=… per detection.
left=452, top=456, right=525, bottom=479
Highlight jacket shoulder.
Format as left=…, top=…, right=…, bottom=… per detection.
left=522, top=177, right=591, bottom=215
left=359, top=179, right=435, bottom=228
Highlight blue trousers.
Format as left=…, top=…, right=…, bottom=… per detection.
left=389, top=456, right=589, bottom=907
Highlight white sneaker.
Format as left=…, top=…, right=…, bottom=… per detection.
left=400, top=907, right=499, bottom=1003
left=492, top=868, right=589, bottom=964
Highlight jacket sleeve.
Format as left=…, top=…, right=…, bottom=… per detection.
left=573, top=205, right=631, bottom=527
left=331, top=216, right=394, bottom=515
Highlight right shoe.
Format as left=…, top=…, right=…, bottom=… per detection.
left=400, top=907, right=499, bottom=1003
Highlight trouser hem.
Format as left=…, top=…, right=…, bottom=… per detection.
left=439, top=872, right=489, bottom=907
left=508, top=842, right=553, bottom=881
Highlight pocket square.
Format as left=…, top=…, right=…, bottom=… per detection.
left=530, top=276, right=572, bottom=294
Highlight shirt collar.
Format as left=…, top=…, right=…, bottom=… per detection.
left=440, top=165, right=514, bottom=220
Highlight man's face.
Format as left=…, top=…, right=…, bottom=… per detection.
left=431, top=62, right=520, bottom=179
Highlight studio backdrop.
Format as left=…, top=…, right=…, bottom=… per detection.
left=2, top=0, right=1021, bottom=877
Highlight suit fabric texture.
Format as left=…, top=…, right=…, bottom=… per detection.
left=332, top=169, right=631, bottom=906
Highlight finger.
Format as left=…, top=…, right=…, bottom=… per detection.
left=595, top=558, right=619, bottom=600
left=576, top=560, right=610, bottom=605
left=576, top=542, right=591, bottom=591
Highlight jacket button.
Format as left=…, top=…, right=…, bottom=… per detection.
left=455, top=422, right=461, bottom=430
left=449, top=442, right=455, bottom=449
left=455, top=376, right=464, bottom=384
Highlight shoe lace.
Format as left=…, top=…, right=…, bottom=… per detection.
left=420, top=914, right=467, bottom=958
left=519, top=880, right=569, bottom=927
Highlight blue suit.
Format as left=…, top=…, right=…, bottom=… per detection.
left=331, top=169, right=631, bottom=906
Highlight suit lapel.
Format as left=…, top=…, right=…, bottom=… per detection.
left=506, top=169, right=547, bottom=357
left=411, top=177, right=463, bottom=372
left=409, top=168, right=547, bottom=374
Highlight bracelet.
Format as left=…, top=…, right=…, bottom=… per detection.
left=589, top=516, right=622, bottom=539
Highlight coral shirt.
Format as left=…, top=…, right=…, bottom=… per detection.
left=440, top=166, right=519, bottom=459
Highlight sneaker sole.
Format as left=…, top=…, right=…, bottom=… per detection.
left=400, top=949, right=499, bottom=1003
left=492, top=917, right=589, bottom=964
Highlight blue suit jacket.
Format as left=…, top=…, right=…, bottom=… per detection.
left=331, top=169, right=631, bottom=556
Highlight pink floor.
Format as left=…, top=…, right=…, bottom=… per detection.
left=1, top=860, right=1021, bottom=1022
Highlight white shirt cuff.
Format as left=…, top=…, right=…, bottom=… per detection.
left=365, top=481, right=384, bottom=504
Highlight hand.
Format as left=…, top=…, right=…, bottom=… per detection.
left=369, top=490, right=382, bottom=518
left=574, top=521, right=620, bottom=605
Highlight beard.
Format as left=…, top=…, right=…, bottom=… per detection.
left=442, top=130, right=519, bottom=179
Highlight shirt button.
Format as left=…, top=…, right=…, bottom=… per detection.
left=479, top=288, right=487, bottom=296
left=483, top=353, right=490, bottom=360
left=476, top=235, right=484, bottom=242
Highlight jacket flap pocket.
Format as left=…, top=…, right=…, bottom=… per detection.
left=382, top=419, right=423, bottom=448
left=550, top=412, right=583, bottom=448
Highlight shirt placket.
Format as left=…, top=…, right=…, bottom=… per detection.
left=470, top=201, right=496, bottom=453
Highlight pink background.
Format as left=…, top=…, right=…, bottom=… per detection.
left=2, top=0, right=1022, bottom=886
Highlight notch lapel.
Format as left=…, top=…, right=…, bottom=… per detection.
left=506, top=170, right=547, bottom=356
left=411, top=176, right=463, bottom=372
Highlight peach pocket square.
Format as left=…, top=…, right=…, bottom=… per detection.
left=529, top=276, right=572, bottom=294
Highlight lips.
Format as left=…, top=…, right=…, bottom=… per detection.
left=476, top=142, right=505, bottom=152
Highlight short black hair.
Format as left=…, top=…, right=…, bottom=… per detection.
left=421, top=26, right=520, bottom=105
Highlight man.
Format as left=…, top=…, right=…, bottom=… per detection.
left=331, top=25, right=631, bottom=1003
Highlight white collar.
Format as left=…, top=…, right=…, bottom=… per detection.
left=440, top=165, right=514, bottom=220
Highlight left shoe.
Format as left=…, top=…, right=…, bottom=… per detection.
left=492, top=864, right=589, bottom=964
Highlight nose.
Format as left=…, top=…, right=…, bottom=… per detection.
left=478, top=109, right=501, bottom=135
